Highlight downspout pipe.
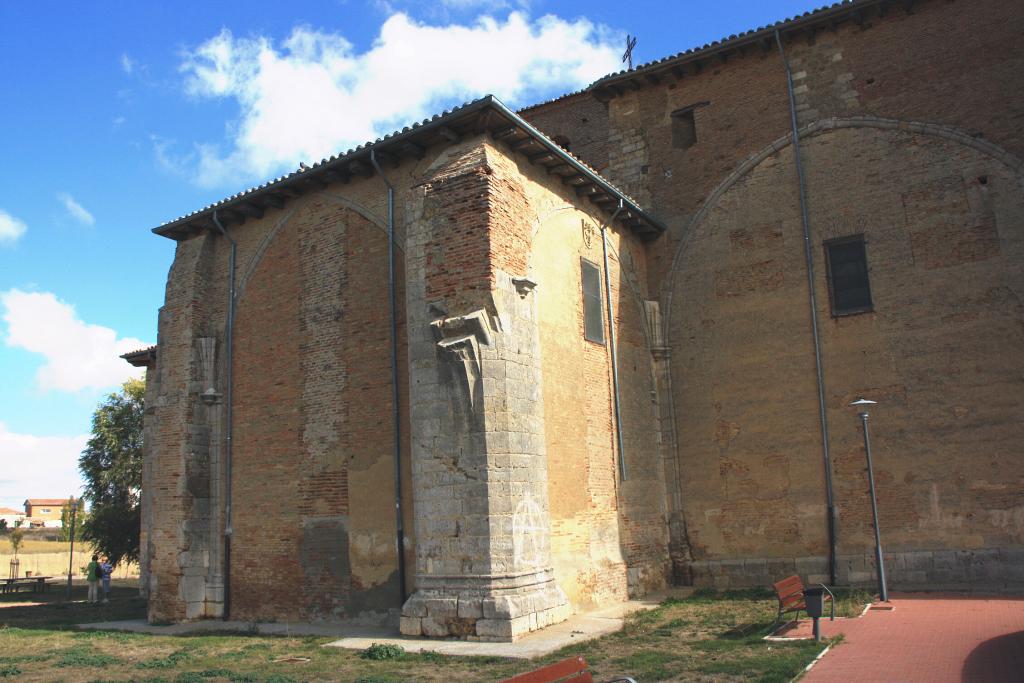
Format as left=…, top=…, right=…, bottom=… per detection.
left=369, top=150, right=408, bottom=606
left=211, top=209, right=237, bottom=619
left=600, top=200, right=628, bottom=481
left=775, top=29, right=838, bottom=586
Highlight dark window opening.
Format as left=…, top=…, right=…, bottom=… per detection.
left=552, top=135, right=571, bottom=151
left=581, top=258, right=605, bottom=344
left=825, top=235, right=873, bottom=316
left=671, top=109, right=697, bottom=149
left=670, top=101, right=708, bottom=149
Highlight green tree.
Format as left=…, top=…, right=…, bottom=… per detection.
left=8, top=528, right=25, bottom=558
left=59, top=498, right=87, bottom=542
left=79, top=378, right=144, bottom=567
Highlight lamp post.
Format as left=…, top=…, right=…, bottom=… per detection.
left=850, top=398, right=888, bottom=602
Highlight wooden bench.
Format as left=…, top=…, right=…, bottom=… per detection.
left=772, top=574, right=833, bottom=625
left=1, top=576, right=52, bottom=595
left=500, top=656, right=637, bottom=683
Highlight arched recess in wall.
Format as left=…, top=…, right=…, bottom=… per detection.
left=235, top=192, right=389, bottom=304
left=660, top=116, right=1024, bottom=346
left=228, top=190, right=405, bottom=620
left=658, top=116, right=1024, bottom=559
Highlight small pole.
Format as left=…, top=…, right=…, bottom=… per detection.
left=858, top=411, right=889, bottom=602
left=66, top=496, right=77, bottom=601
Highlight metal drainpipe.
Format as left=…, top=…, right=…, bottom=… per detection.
left=211, top=210, right=237, bottom=619
left=600, top=200, right=628, bottom=481
left=775, top=29, right=838, bottom=586
left=369, top=150, right=408, bottom=606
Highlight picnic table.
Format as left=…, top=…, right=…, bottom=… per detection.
left=1, top=576, right=53, bottom=594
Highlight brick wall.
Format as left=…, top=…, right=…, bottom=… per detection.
left=524, top=0, right=1024, bottom=590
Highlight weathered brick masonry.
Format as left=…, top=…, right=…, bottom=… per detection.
left=138, top=0, right=1023, bottom=635
left=140, top=98, right=669, bottom=635
left=524, top=0, right=1024, bottom=589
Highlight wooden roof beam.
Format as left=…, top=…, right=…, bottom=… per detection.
left=262, top=194, right=286, bottom=209
left=372, top=150, right=399, bottom=168
left=278, top=184, right=305, bottom=198
left=527, top=151, right=557, bottom=163
left=491, top=125, right=519, bottom=141
left=512, top=137, right=538, bottom=151
left=237, top=203, right=264, bottom=219
left=438, top=125, right=461, bottom=143
left=348, top=160, right=373, bottom=178
left=399, top=142, right=426, bottom=160
left=303, top=175, right=328, bottom=190
left=323, top=169, right=350, bottom=184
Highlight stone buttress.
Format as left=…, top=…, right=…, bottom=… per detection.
left=399, top=138, right=570, bottom=641
left=145, top=232, right=226, bottom=622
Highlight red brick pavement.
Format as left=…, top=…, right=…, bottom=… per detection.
left=790, top=593, right=1024, bottom=683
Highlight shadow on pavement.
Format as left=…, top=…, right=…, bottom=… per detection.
left=961, top=630, right=1024, bottom=683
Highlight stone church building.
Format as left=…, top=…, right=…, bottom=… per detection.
left=125, top=0, right=1023, bottom=640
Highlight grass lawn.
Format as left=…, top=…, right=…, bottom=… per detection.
left=0, top=582, right=867, bottom=682
left=5, top=539, right=89, bottom=554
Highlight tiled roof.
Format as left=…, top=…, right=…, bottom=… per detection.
left=590, top=0, right=889, bottom=93
left=25, top=499, right=72, bottom=506
left=153, top=95, right=665, bottom=241
left=0, top=507, right=24, bottom=515
left=517, top=88, right=590, bottom=114
left=121, top=345, right=157, bottom=367
left=519, top=0, right=891, bottom=109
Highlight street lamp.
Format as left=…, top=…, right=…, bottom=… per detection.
left=850, top=398, right=888, bottom=602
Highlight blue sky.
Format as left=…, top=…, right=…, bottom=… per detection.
left=0, top=0, right=827, bottom=509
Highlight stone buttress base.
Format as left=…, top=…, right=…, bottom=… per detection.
left=399, top=569, right=570, bottom=641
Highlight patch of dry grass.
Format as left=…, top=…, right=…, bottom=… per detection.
left=0, top=585, right=853, bottom=682
left=4, top=539, right=88, bottom=554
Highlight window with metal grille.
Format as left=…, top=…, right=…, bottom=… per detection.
left=825, top=235, right=873, bottom=316
left=581, top=258, right=605, bottom=343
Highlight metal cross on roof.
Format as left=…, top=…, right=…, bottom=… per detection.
left=623, top=34, right=637, bottom=70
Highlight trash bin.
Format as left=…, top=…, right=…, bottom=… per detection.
left=803, top=586, right=825, bottom=619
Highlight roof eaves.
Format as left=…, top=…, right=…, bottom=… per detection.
left=589, top=0, right=885, bottom=93
left=153, top=95, right=665, bottom=240
left=122, top=345, right=158, bottom=367
left=516, top=87, right=590, bottom=115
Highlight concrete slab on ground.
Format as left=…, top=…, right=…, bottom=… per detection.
left=324, top=592, right=681, bottom=659
left=77, top=618, right=396, bottom=639
left=80, top=588, right=693, bottom=660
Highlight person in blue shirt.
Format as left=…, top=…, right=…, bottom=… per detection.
left=100, top=557, right=113, bottom=603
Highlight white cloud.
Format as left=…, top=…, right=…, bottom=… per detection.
left=0, top=423, right=88, bottom=509
left=0, top=289, right=148, bottom=393
left=57, top=193, right=95, bottom=226
left=0, top=210, right=27, bottom=245
left=178, top=12, right=620, bottom=187
left=120, top=53, right=135, bottom=74
left=437, top=0, right=529, bottom=12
